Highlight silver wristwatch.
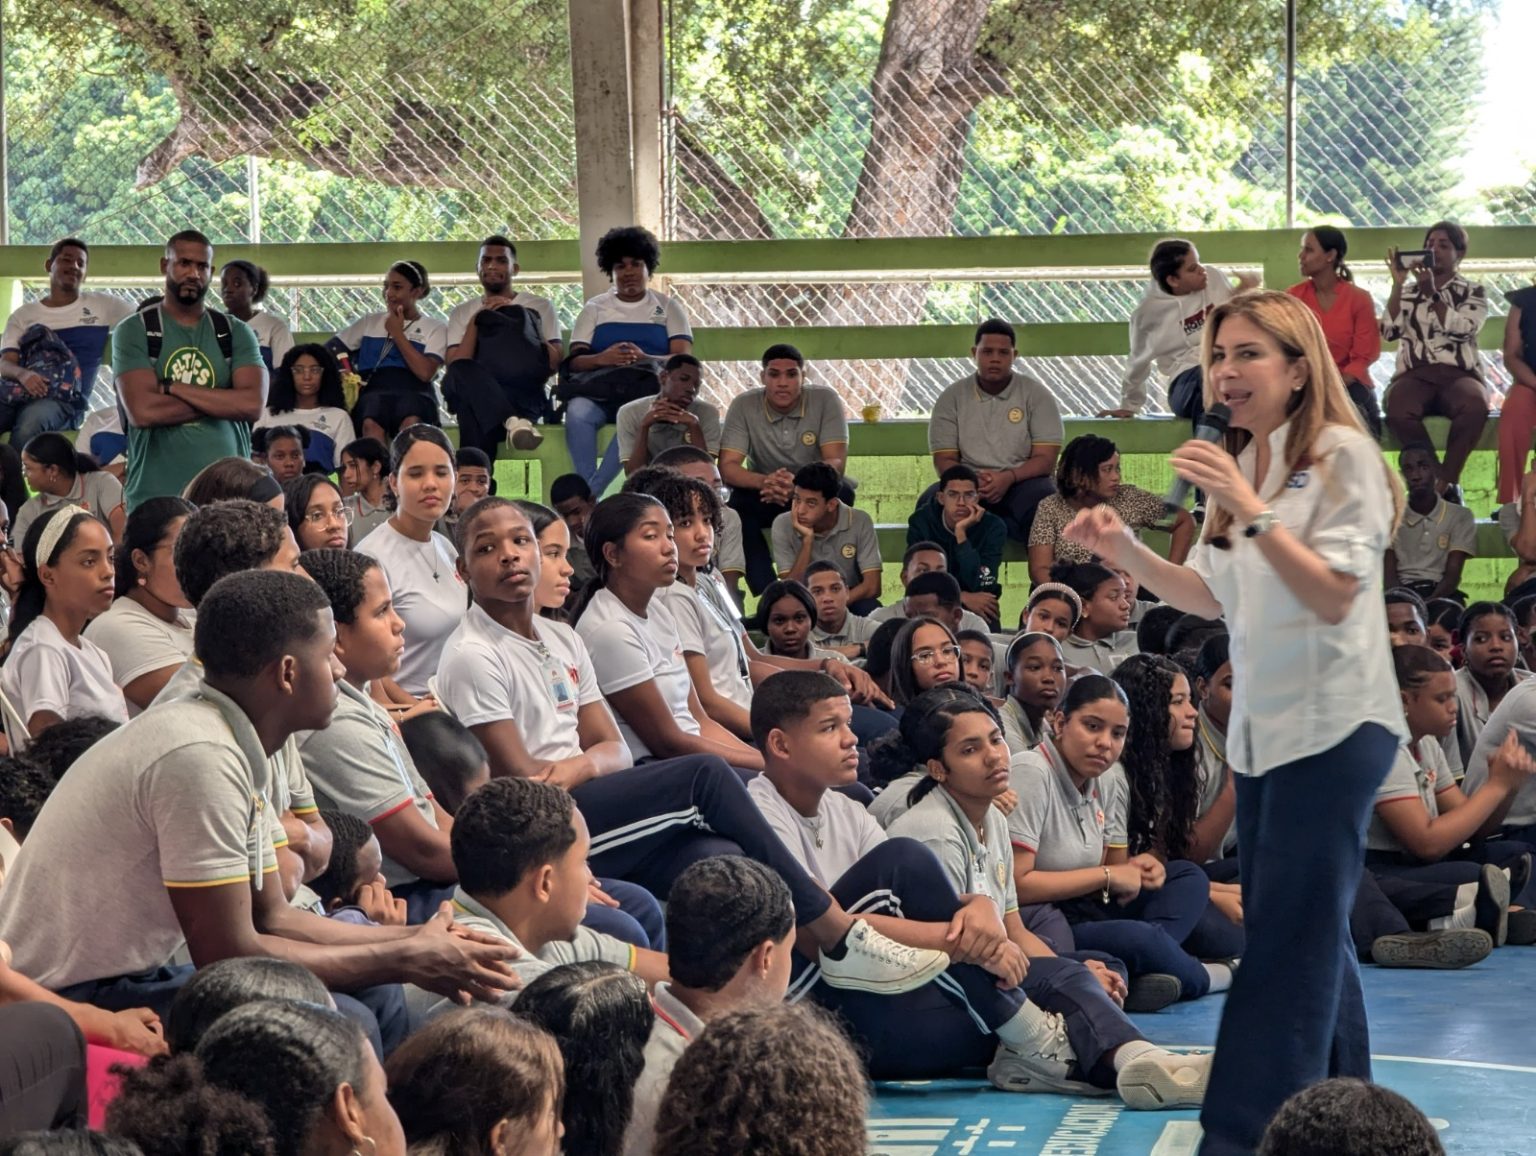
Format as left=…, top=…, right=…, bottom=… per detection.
left=1243, top=509, right=1280, bottom=538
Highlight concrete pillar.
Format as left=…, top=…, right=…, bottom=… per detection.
left=629, top=0, right=665, bottom=239
left=568, top=0, right=665, bottom=299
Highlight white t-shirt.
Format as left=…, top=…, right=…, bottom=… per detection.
left=335, top=312, right=447, bottom=377
left=436, top=606, right=629, bottom=765
left=243, top=310, right=295, bottom=374
left=747, top=774, right=886, bottom=887
left=1, top=292, right=135, bottom=397
left=445, top=292, right=562, bottom=350
left=255, top=406, right=356, bottom=469
left=78, top=406, right=125, bottom=465
left=82, top=597, right=196, bottom=715
left=355, top=522, right=466, bottom=695
left=569, top=289, right=692, bottom=358
left=656, top=582, right=752, bottom=712
left=0, top=614, right=129, bottom=729
left=575, top=587, right=697, bottom=760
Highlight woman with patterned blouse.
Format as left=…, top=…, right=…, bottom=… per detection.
left=1381, top=221, right=1488, bottom=501
left=1027, top=435, right=1195, bottom=585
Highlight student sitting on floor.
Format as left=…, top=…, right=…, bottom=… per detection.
left=409, top=776, right=669, bottom=1016
left=305, top=809, right=409, bottom=925
left=0, top=507, right=128, bottom=742
left=1111, top=654, right=1245, bottom=954
left=1450, top=601, right=1529, bottom=770
left=956, top=628, right=999, bottom=697
left=999, top=632, right=1066, bottom=755
left=1386, top=587, right=1431, bottom=649
left=806, top=561, right=878, bottom=659
left=756, top=578, right=849, bottom=666
left=1427, top=598, right=1463, bottom=666
left=296, top=548, right=457, bottom=924
left=1021, top=581, right=1083, bottom=642
left=652, top=1002, right=868, bottom=1156
left=1368, top=644, right=1536, bottom=946
left=0, top=570, right=517, bottom=1054
left=868, top=542, right=992, bottom=635
left=81, top=496, right=196, bottom=716
left=1387, top=442, right=1476, bottom=602
left=1258, top=1077, right=1446, bottom=1156
left=387, top=1007, right=565, bottom=1156
left=399, top=711, right=490, bottom=818
left=885, top=615, right=964, bottom=710
left=751, top=675, right=1211, bottom=1107
left=1051, top=560, right=1136, bottom=675
left=432, top=496, right=948, bottom=996
left=1007, top=675, right=1228, bottom=1011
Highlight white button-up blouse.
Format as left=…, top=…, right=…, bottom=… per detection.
left=1188, top=421, right=1408, bottom=777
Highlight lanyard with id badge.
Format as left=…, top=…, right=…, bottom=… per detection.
left=537, top=640, right=580, bottom=713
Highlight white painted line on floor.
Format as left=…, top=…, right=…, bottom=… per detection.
left=1150, top=1120, right=1204, bottom=1156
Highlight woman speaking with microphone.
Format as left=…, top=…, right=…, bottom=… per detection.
left=1066, top=290, right=1414, bottom=1155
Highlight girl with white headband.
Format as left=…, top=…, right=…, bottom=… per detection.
left=0, top=505, right=127, bottom=740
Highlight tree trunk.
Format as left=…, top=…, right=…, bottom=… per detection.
left=819, top=0, right=1005, bottom=410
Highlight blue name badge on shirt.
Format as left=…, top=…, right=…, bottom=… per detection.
left=546, top=659, right=577, bottom=712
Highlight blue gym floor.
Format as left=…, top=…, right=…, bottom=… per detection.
left=870, top=949, right=1536, bottom=1155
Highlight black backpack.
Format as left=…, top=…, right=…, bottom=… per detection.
left=473, top=305, right=554, bottom=389
left=143, top=305, right=235, bottom=379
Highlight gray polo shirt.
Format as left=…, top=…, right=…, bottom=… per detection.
left=0, top=684, right=281, bottom=989
left=1367, top=738, right=1456, bottom=853
left=1059, top=632, right=1137, bottom=676
left=720, top=384, right=849, bottom=475
left=1463, top=677, right=1536, bottom=826
left=1391, top=497, right=1477, bottom=583
left=615, top=396, right=722, bottom=461
left=1194, top=709, right=1236, bottom=859
left=1007, top=738, right=1129, bottom=871
left=297, top=680, right=439, bottom=888
left=770, top=504, right=881, bottom=585
left=928, top=371, right=1064, bottom=473
left=812, top=610, right=878, bottom=650
left=886, top=783, right=1019, bottom=916
left=623, top=983, right=703, bottom=1156
left=868, top=601, right=991, bottom=634
left=409, top=887, right=635, bottom=1019
left=717, top=506, right=745, bottom=576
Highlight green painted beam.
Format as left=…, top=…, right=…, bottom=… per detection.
left=6, top=227, right=1536, bottom=279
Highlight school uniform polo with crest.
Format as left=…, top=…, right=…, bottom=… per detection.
left=1366, top=736, right=1458, bottom=854
left=927, top=370, right=1063, bottom=474
left=1390, top=495, right=1476, bottom=585
left=886, top=784, right=1019, bottom=919
left=769, top=502, right=882, bottom=586
left=2, top=291, right=135, bottom=397
left=1007, top=736, right=1130, bottom=870
left=575, top=587, right=696, bottom=762
left=720, top=384, right=849, bottom=477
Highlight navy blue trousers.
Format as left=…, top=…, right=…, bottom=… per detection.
left=788, top=838, right=1143, bottom=1085
left=1199, top=723, right=1397, bottom=1156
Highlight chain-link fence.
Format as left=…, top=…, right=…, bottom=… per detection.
left=1, top=0, right=1528, bottom=417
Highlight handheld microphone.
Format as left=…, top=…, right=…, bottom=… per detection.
left=1164, top=402, right=1232, bottom=511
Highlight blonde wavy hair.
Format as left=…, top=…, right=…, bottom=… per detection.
left=1199, top=289, right=1404, bottom=547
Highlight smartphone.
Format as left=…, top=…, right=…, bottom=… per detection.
left=1396, top=249, right=1436, bottom=271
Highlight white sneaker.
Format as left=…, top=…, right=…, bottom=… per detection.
left=1117, top=1049, right=1213, bottom=1110
left=987, top=1013, right=1103, bottom=1095
left=816, top=919, right=948, bottom=995
left=505, top=416, right=543, bottom=451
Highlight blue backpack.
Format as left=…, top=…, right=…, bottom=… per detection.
left=6, top=323, right=81, bottom=405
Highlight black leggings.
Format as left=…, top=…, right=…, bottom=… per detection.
left=0, top=1003, right=86, bottom=1139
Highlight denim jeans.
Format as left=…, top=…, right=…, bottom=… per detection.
left=1198, top=723, right=1398, bottom=1156
left=564, top=396, right=623, bottom=496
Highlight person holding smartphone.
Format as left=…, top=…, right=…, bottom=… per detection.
left=1381, top=221, right=1488, bottom=503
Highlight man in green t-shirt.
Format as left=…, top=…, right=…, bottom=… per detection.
left=114, top=230, right=266, bottom=510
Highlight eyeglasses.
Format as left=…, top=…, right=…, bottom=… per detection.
left=303, top=505, right=354, bottom=526
left=911, top=644, right=961, bottom=667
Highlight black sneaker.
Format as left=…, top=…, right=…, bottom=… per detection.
left=1475, top=863, right=1511, bottom=947
left=1371, top=930, right=1492, bottom=969
left=1508, top=908, right=1536, bottom=946
left=1124, top=973, right=1183, bottom=1013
